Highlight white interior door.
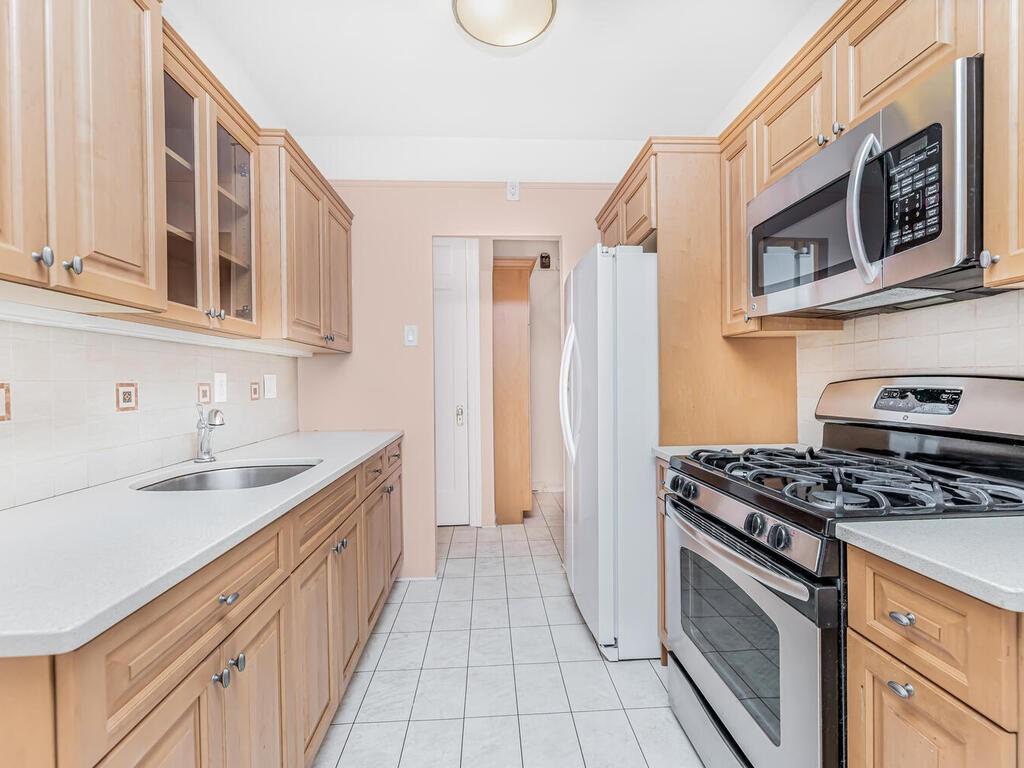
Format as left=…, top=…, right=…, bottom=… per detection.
left=433, top=238, right=472, bottom=526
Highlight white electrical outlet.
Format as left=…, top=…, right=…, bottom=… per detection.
left=404, top=325, right=419, bottom=347
left=263, top=373, right=278, bottom=399
left=214, top=372, right=228, bottom=403
left=506, top=180, right=520, bottom=201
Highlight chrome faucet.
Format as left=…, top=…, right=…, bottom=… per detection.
left=195, top=405, right=226, bottom=463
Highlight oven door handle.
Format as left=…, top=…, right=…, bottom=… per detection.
left=666, top=499, right=810, bottom=602
left=846, top=131, right=883, bottom=285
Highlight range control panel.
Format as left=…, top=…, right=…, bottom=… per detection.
left=874, top=386, right=963, bottom=415
left=886, top=124, right=942, bottom=254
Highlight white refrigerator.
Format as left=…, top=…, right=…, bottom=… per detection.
left=560, top=244, right=660, bottom=661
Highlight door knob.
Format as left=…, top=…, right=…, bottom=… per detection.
left=62, top=255, right=84, bottom=275
left=31, top=246, right=54, bottom=267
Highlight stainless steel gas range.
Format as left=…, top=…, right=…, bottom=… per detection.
left=661, top=375, right=1024, bottom=768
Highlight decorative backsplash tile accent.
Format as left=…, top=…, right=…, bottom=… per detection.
left=796, top=291, right=1024, bottom=445
left=197, top=382, right=212, bottom=404
left=250, top=382, right=260, bottom=400
left=115, top=382, right=139, bottom=412
left=0, top=321, right=298, bottom=511
left=0, top=383, right=9, bottom=422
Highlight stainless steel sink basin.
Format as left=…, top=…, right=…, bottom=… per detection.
left=137, top=463, right=317, bottom=492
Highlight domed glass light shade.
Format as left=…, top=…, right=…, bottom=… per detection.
left=452, top=0, right=557, bottom=47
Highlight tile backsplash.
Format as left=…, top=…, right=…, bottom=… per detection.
left=0, top=320, right=298, bottom=510
left=797, top=291, right=1024, bottom=445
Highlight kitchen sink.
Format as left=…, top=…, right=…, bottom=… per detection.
left=136, top=463, right=319, bottom=492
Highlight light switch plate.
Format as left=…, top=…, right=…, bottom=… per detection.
left=214, top=372, right=228, bottom=403
left=263, top=374, right=278, bottom=399
left=404, top=325, right=419, bottom=347
left=506, top=180, right=520, bottom=201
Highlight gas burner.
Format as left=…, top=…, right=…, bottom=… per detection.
left=685, top=445, right=1024, bottom=520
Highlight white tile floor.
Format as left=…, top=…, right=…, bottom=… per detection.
left=313, top=492, right=703, bottom=768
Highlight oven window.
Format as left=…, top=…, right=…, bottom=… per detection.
left=750, top=157, right=885, bottom=297
left=679, top=549, right=782, bottom=745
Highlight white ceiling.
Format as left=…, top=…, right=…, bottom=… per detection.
left=165, top=0, right=843, bottom=180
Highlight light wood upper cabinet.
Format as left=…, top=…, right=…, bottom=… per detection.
left=259, top=131, right=355, bottom=352
left=600, top=208, right=621, bottom=247
left=623, top=157, right=657, bottom=245
left=846, top=631, right=1016, bottom=768
left=756, top=47, right=835, bottom=190
left=96, top=650, right=225, bottom=768
left=49, top=0, right=167, bottom=310
left=324, top=203, right=353, bottom=352
left=835, top=0, right=982, bottom=131
left=292, top=537, right=339, bottom=765
left=721, top=125, right=758, bottom=336
left=220, top=584, right=296, bottom=768
left=0, top=0, right=48, bottom=288
left=982, top=0, right=1024, bottom=288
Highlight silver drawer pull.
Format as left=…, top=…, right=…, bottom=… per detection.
left=371, top=468, right=382, bottom=477
left=886, top=680, right=915, bottom=699
left=218, top=591, right=240, bottom=606
left=228, top=652, right=246, bottom=672
left=212, top=668, right=231, bottom=688
left=390, top=452, right=401, bottom=460
left=888, top=611, right=916, bottom=628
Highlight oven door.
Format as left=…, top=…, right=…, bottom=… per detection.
left=663, top=497, right=837, bottom=768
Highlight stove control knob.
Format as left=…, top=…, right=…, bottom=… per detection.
left=679, top=480, right=699, bottom=501
left=743, top=513, right=766, bottom=537
left=767, top=524, right=792, bottom=551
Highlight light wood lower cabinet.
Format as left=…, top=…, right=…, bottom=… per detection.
left=363, top=485, right=391, bottom=630
left=7, top=445, right=404, bottom=768
left=96, top=649, right=225, bottom=768
left=847, top=630, right=1016, bottom=768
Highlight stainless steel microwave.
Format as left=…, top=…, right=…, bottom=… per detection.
left=746, top=57, right=993, bottom=319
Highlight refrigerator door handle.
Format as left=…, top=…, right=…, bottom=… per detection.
left=559, top=323, right=578, bottom=463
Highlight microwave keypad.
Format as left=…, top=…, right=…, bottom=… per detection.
left=887, top=127, right=942, bottom=254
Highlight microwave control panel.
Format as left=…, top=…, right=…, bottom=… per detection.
left=886, top=124, right=942, bottom=254
left=874, top=386, right=962, bottom=416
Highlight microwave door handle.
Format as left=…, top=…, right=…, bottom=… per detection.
left=846, top=132, right=883, bottom=284
left=666, top=499, right=810, bottom=602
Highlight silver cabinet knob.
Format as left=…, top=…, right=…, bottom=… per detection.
left=217, top=309, right=226, bottom=321
left=390, top=452, right=401, bottom=460
left=832, top=121, right=846, bottom=136
left=228, top=652, right=246, bottom=672
left=62, top=255, right=84, bottom=275
left=218, top=591, right=240, bottom=606
left=886, top=680, right=914, bottom=699
left=31, top=246, right=55, bottom=267
left=212, top=668, right=231, bottom=688
left=332, top=538, right=349, bottom=553
left=816, top=133, right=828, bottom=147
left=979, top=250, right=1001, bottom=269
left=887, top=611, right=916, bottom=628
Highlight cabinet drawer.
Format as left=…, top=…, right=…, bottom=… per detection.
left=385, top=438, right=403, bottom=471
left=622, top=157, right=657, bottom=245
left=56, top=519, right=292, bottom=768
left=847, top=547, right=1017, bottom=730
left=291, top=469, right=360, bottom=563
left=361, top=450, right=386, bottom=492
left=847, top=631, right=1016, bottom=768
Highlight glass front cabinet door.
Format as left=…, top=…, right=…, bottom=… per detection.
left=160, top=29, right=260, bottom=336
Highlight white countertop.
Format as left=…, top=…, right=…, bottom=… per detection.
left=837, top=517, right=1024, bottom=612
left=653, top=444, right=804, bottom=462
left=0, top=430, right=401, bottom=657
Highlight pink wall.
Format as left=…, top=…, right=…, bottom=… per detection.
left=297, top=181, right=612, bottom=578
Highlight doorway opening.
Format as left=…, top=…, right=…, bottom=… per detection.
left=432, top=236, right=564, bottom=537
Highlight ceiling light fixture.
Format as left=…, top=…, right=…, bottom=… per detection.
left=452, top=0, right=556, bottom=47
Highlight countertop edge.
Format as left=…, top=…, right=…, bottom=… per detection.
left=836, top=523, right=1024, bottom=613
left=0, top=430, right=403, bottom=657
